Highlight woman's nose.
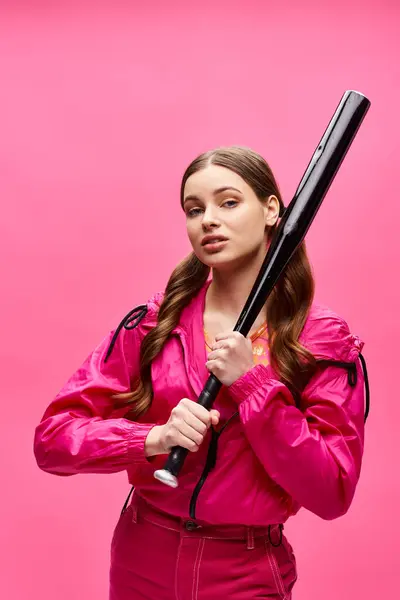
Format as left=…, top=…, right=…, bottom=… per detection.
left=202, top=208, right=220, bottom=230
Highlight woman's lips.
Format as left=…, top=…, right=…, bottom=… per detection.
left=202, top=239, right=228, bottom=252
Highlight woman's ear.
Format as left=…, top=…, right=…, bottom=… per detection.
left=264, top=195, right=280, bottom=227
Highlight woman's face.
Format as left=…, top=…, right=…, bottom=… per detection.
left=183, top=165, right=280, bottom=270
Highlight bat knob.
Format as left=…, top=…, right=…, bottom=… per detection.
left=153, top=469, right=179, bottom=488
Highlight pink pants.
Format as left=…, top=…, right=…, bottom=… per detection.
left=109, top=492, right=297, bottom=599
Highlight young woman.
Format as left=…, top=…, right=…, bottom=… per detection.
left=34, top=146, right=368, bottom=600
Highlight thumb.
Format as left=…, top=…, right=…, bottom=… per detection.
left=210, top=409, right=220, bottom=425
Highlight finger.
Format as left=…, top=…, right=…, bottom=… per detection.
left=180, top=410, right=208, bottom=435
left=205, top=359, right=223, bottom=374
left=205, top=358, right=219, bottom=367
left=174, top=420, right=205, bottom=446
left=207, top=348, right=228, bottom=361
left=215, top=331, right=244, bottom=343
left=210, top=340, right=231, bottom=351
left=181, top=398, right=214, bottom=425
left=175, top=432, right=200, bottom=452
left=214, top=331, right=235, bottom=342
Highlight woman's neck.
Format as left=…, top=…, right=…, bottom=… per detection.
left=205, top=258, right=268, bottom=330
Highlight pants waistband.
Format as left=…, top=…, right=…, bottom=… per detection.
left=128, top=492, right=283, bottom=550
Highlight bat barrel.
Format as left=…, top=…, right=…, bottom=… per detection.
left=154, top=90, right=370, bottom=488
left=234, top=90, right=370, bottom=336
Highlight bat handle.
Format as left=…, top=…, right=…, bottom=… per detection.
left=153, top=375, right=222, bottom=488
left=153, top=446, right=189, bottom=488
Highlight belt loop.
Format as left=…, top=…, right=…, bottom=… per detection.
left=268, top=524, right=283, bottom=547
left=246, top=526, right=255, bottom=550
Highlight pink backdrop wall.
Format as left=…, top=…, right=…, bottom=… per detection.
left=1, top=1, right=399, bottom=598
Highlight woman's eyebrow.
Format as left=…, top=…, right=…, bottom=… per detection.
left=183, top=186, right=243, bottom=204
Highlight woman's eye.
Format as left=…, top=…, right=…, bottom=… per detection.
left=186, top=200, right=238, bottom=217
left=223, top=199, right=238, bottom=208
left=187, top=207, right=203, bottom=217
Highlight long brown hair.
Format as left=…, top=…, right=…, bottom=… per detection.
left=115, top=146, right=316, bottom=419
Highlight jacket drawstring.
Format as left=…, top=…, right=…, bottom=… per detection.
left=104, top=304, right=148, bottom=364
left=120, top=485, right=135, bottom=516
left=359, top=353, right=370, bottom=422
left=315, top=356, right=370, bottom=422
left=189, top=411, right=240, bottom=521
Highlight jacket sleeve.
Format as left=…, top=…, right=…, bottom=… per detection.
left=34, top=315, right=156, bottom=477
left=228, top=346, right=365, bottom=520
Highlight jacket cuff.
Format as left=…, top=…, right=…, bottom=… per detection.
left=126, top=423, right=157, bottom=464
left=228, top=364, right=274, bottom=404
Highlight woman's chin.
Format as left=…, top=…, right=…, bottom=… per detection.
left=201, top=252, right=238, bottom=271
left=201, top=249, right=264, bottom=273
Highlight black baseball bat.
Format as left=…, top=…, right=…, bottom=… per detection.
left=154, top=90, right=370, bottom=489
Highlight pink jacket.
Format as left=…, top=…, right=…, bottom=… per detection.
left=34, top=280, right=367, bottom=527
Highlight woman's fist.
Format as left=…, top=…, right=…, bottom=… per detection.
left=145, top=398, right=220, bottom=457
left=206, top=331, right=254, bottom=386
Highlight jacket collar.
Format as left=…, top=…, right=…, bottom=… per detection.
left=143, top=279, right=363, bottom=390
left=174, top=279, right=363, bottom=368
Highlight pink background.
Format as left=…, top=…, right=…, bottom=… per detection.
left=1, top=1, right=399, bottom=598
